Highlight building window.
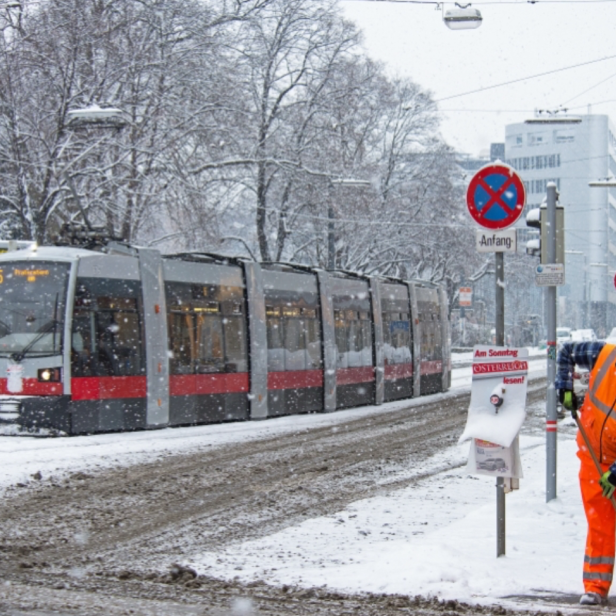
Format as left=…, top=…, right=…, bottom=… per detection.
left=528, top=132, right=547, bottom=146
left=554, top=129, right=575, bottom=143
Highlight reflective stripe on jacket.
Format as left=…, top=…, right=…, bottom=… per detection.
left=582, top=343, right=616, bottom=464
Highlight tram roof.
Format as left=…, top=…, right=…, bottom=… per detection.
left=0, top=245, right=97, bottom=261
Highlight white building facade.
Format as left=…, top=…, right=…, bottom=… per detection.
left=505, top=115, right=616, bottom=336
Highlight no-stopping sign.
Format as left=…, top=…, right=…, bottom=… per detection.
left=466, top=164, right=526, bottom=230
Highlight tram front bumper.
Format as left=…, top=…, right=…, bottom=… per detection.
left=0, top=397, right=23, bottom=424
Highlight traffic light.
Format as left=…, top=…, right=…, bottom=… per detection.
left=525, top=207, right=542, bottom=258
left=525, top=201, right=565, bottom=264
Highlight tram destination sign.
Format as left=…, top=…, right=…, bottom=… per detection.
left=476, top=228, right=517, bottom=253
left=466, top=163, right=526, bottom=230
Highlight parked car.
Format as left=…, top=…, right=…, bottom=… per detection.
left=556, top=327, right=572, bottom=346
left=571, top=329, right=597, bottom=343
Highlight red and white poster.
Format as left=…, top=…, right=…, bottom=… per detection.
left=459, top=345, right=529, bottom=448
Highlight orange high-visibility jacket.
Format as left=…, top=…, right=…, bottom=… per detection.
left=581, top=343, right=616, bottom=464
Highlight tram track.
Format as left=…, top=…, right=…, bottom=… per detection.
left=0, top=378, right=553, bottom=616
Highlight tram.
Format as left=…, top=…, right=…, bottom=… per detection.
left=0, top=240, right=450, bottom=434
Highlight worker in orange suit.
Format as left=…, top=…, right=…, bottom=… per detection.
left=557, top=340, right=616, bottom=606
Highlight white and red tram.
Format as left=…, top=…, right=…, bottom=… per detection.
left=0, top=242, right=451, bottom=434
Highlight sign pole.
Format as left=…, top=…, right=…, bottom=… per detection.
left=495, top=251, right=506, bottom=556
left=465, top=162, right=527, bottom=558
left=546, top=182, right=558, bottom=502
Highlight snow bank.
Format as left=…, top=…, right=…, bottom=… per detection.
left=188, top=431, right=584, bottom=607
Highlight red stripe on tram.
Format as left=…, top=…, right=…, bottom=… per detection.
left=0, top=378, right=63, bottom=396
left=420, top=360, right=443, bottom=376
left=71, top=376, right=147, bottom=401
left=336, top=366, right=375, bottom=386
left=267, top=370, right=323, bottom=390
left=384, top=364, right=414, bottom=380
left=170, top=373, right=250, bottom=396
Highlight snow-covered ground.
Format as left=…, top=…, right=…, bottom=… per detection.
left=188, top=426, right=583, bottom=608
left=1, top=348, right=583, bottom=610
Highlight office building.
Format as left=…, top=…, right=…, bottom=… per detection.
left=505, top=115, right=616, bottom=336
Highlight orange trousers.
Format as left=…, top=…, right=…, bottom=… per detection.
left=578, top=431, right=615, bottom=597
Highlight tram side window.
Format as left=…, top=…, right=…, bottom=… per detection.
left=418, top=305, right=442, bottom=362
left=334, top=310, right=348, bottom=368
left=360, top=312, right=373, bottom=366
left=196, top=312, right=224, bottom=373
left=383, top=312, right=411, bottom=365
left=304, top=311, right=322, bottom=369
left=165, top=282, right=248, bottom=375
left=266, top=305, right=321, bottom=371
left=335, top=309, right=372, bottom=368
left=382, top=313, right=391, bottom=347
left=432, top=312, right=442, bottom=359
left=224, top=304, right=248, bottom=373
left=168, top=311, right=193, bottom=374
left=284, top=315, right=304, bottom=370
left=71, top=279, right=145, bottom=377
left=266, top=306, right=284, bottom=371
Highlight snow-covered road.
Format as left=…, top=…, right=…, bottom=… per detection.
left=1, top=349, right=579, bottom=616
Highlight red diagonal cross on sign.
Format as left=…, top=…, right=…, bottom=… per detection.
left=476, top=177, right=516, bottom=218
left=466, top=163, right=526, bottom=231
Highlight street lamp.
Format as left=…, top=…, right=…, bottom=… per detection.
left=442, top=3, right=482, bottom=29
left=67, top=104, right=127, bottom=129
left=61, top=105, right=127, bottom=242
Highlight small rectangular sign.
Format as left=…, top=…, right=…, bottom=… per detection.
left=476, top=228, right=517, bottom=253
left=459, top=287, right=472, bottom=307
left=535, top=263, right=565, bottom=287
left=467, top=437, right=523, bottom=479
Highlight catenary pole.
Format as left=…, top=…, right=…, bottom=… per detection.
left=546, top=182, right=558, bottom=501
left=327, top=204, right=335, bottom=271
left=495, top=251, right=506, bottom=556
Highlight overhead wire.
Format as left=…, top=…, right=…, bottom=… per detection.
left=345, top=0, right=616, bottom=4
left=441, top=100, right=616, bottom=113
left=436, top=53, right=616, bottom=102
left=560, top=72, right=616, bottom=106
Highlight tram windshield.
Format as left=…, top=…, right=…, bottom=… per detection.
left=0, top=261, right=70, bottom=358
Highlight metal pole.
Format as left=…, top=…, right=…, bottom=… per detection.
left=327, top=203, right=335, bottom=271
left=546, top=183, right=558, bottom=502
left=495, top=253, right=505, bottom=345
left=584, top=256, right=588, bottom=329
left=495, top=251, right=505, bottom=557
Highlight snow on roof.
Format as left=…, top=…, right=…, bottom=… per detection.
left=0, top=245, right=100, bottom=261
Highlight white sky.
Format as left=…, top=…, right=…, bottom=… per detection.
left=340, top=0, right=616, bottom=157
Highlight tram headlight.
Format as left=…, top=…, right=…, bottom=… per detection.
left=38, top=367, right=62, bottom=382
